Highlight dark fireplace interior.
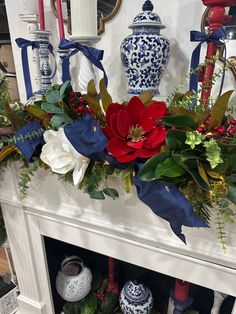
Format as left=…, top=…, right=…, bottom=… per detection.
left=44, top=236, right=235, bottom=314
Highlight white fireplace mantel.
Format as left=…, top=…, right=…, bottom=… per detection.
left=0, top=162, right=236, bottom=314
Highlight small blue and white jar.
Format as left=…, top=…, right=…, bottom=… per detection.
left=119, top=280, right=153, bottom=314
left=120, top=0, right=170, bottom=95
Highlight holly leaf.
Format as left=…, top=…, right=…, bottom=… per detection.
left=163, top=114, right=197, bottom=129
left=103, top=187, right=119, bottom=200
left=155, top=157, right=186, bottom=179
left=209, top=90, right=234, bottom=130
left=138, top=151, right=171, bottom=181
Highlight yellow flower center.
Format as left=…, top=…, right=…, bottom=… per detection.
left=127, top=125, right=145, bottom=142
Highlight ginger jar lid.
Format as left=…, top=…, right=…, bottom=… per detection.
left=129, top=0, right=165, bottom=29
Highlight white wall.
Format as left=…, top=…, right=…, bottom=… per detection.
left=4, top=0, right=236, bottom=103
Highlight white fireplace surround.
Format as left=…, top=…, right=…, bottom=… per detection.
left=0, top=162, right=236, bottom=314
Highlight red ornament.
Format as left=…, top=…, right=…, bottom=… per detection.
left=103, top=97, right=167, bottom=163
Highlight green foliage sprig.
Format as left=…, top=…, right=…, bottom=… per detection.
left=18, top=159, right=39, bottom=197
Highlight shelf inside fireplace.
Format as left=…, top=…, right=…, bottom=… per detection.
left=44, top=236, right=235, bottom=314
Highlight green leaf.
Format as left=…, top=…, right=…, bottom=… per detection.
left=228, top=185, right=236, bottom=204
left=41, top=102, right=64, bottom=114
left=163, top=114, right=197, bottom=129
left=103, top=187, right=119, bottom=200
left=25, top=105, right=49, bottom=121
left=122, top=167, right=133, bottom=192
left=80, top=294, right=97, bottom=314
left=168, top=106, right=198, bottom=122
left=138, top=91, right=155, bottom=106
left=155, top=157, right=186, bottom=179
left=181, top=148, right=203, bottom=159
left=138, top=152, right=171, bottom=181
left=209, top=90, right=234, bottom=129
left=51, top=114, right=65, bottom=127
left=89, top=190, right=105, bottom=200
left=45, top=90, right=62, bottom=103
left=166, top=129, right=186, bottom=151
left=63, top=113, right=73, bottom=125
left=99, top=79, right=112, bottom=112
left=60, top=80, right=70, bottom=98
left=173, top=154, right=211, bottom=191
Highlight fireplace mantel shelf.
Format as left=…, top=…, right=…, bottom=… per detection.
left=0, top=163, right=236, bottom=314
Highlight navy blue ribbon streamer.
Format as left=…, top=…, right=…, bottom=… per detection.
left=58, top=39, right=108, bottom=86
left=134, top=177, right=208, bottom=243
left=16, top=38, right=56, bottom=99
left=15, top=38, right=38, bottom=99
left=189, top=28, right=227, bottom=93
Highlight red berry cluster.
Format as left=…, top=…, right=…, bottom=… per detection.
left=69, top=91, right=94, bottom=117
left=197, top=117, right=236, bottom=139
left=95, top=292, right=106, bottom=301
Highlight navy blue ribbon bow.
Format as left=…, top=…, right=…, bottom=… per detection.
left=58, top=39, right=108, bottom=86
left=189, top=28, right=227, bottom=93
left=64, top=115, right=126, bottom=169
left=16, top=38, right=56, bottom=99
left=134, top=177, right=208, bottom=243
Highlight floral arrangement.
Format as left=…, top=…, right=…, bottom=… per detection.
left=0, top=69, right=236, bottom=249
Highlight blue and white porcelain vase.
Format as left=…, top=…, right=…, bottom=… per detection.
left=120, top=0, right=170, bottom=95
left=119, top=280, right=153, bottom=314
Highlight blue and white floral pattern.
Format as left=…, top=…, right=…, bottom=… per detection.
left=120, top=0, right=170, bottom=95
left=119, top=281, right=153, bottom=314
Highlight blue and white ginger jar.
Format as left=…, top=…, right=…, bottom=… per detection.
left=119, top=280, right=153, bottom=314
left=120, top=0, right=170, bottom=95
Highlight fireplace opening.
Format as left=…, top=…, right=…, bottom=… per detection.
left=44, top=236, right=235, bottom=314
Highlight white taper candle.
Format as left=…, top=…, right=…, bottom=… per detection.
left=70, top=0, right=97, bottom=37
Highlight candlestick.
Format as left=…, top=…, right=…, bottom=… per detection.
left=38, top=0, right=45, bottom=30
left=20, top=14, right=42, bottom=92
left=70, top=0, right=97, bottom=38
left=200, top=0, right=236, bottom=106
left=22, top=0, right=38, bottom=15
left=32, top=30, right=52, bottom=93
left=174, top=280, right=190, bottom=302
left=56, top=0, right=65, bottom=39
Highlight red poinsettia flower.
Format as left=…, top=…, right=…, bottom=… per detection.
left=103, top=96, right=167, bottom=163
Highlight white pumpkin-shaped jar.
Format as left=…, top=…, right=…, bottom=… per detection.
left=56, top=255, right=92, bottom=302
left=119, top=280, right=153, bottom=314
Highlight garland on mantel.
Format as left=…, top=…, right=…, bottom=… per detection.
left=0, top=65, right=236, bottom=250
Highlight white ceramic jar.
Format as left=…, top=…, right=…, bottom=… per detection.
left=56, top=255, right=92, bottom=302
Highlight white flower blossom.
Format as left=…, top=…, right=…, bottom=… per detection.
left=40, top=128, right=89, bottom=185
